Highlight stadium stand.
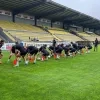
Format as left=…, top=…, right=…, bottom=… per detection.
left=77, top=32, right=100, bottom=41
left=5, top=31, right=53, bottom=42
left=0, top=20, right=54, bottom=42
left=0, top=0, right=100, bottom=42
left=0, top=20, right=44, bottom=32
left=3, top=31, right=15, bottom=42
left=48, top=29, right=83, bottom=41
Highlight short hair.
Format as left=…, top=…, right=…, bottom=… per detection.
left=15, top=41, right=18, bottom=44
left=0, top=40, right=4, bottom=43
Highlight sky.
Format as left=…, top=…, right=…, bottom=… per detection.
left=53, top=0, right=100, bottom=19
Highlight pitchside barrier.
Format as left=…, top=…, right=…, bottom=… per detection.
left=77, top=41, right=93, bottom=45
left=1, top=41, right=93, bottom=51
left=1, top=41, right=70, bottom=51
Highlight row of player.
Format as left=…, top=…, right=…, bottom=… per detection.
left=0, top=40, right=92, bottom=66
left=7, top=42, right=92, bottom=67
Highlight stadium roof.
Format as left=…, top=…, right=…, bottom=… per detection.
left=0, top=0, right=100, bottom=29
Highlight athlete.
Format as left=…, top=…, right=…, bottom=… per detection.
left=39, top=45, right=49, bottom=61
left=27, top=46, right=38, bottom=64
left=0, top=40, right=4, bottom=64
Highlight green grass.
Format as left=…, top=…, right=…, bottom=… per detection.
left=0, top=48, right=100, bottom=100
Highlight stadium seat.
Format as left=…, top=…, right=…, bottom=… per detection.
left=3, top=31, right=15, bottom=42
left=0, top=20, right=45, bottom=33
left=48, top=29, right=83, bottom=41
left=8, top=31, right=54, bottom=41
left=78, top=32, right=100, bottom=41
left=0, top=20, right=54, bottom=42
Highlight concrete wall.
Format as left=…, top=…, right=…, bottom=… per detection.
left=0, top=14, right=12, bottom=21
left=15, top=17, right=34, bottom=25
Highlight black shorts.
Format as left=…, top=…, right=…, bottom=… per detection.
left=43, top=52, right=49, bottom=56
left=56, top=48, right=63, bottom=53
left=11, top=49, right=15, bottom=53
left=70, top=48, right=76, bottom=53
left=42, top=51, right=49, bottom=56
left=79, top=47, right=83, bottom=50
left=0, top=49, right=2, bottom=54
left=88, top=46, right=92, bottom=50
left=30, top=49, right=38, bottom=55
left=20, top=51, right=27, bottom=56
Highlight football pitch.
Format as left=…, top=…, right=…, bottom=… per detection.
left=0, top=48, right=100, bottom=100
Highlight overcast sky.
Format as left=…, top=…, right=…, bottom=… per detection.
left=53, top=0, right=100, bottom=19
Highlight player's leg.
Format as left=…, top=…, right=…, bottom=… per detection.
left=33, top=51, right=38, bottom=64
left=13, top=54, right=20, bottom=67
left=0, top=53, right=3, bottom=64
left=8, top=52, right=14, bottom=62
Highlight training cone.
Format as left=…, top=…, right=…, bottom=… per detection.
left=13, top=60, right=17, bottom=65
left=54, top=54, right=57, bottom=59
left=42, top=56, right=45, bottom=61
left=30, top=58, right=34, bottom=63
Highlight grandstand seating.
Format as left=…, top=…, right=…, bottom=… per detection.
left=78, top=32, right=100, bottom=41
left=1, top=20, right=99, bottom=42
left=49, top=27, right=65, bottom=31
left=49, top=30, right=67, bottom=34
left=0, top=20, right=54, bottom=42
left=48, top=29, right=83, bottom=41
left=3, top=31, right=15, bottom=41
left=8, top=31, right=53, bottom=42
left=0, top=20, right=44, bottom=32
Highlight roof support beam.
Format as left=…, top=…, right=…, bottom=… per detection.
left=83, top=27, right=85, bottom=32
left=63, top=22, right=65, bottom=29
left=12, top=12, right=15, bottom=22
left=65, top=14, right=84, bottom=21
left=34, top=16, right=37, bottom=26
left=76, top=18, right=91, bottom=23
left=79, top=20, right=95, bottom=25
left=36, top=8, right=66, bottom=19
left=52, top=13, right=78, bottom=22
left=51, top=20, right=53, bottom=27
left=12, top=0, right=46, bottom=15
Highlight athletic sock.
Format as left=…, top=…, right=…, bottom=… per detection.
left=15, top=61, right=19, bottom=67
left=0, top=59, right=2, bottom=64
left=25, top=60, right=29, bottom=65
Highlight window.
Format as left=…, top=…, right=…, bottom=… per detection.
left=5, top=11, right=10, bottom=15
left=23, top=15, right=28, bottom=19
left=0, top=10, right=2, bottom=14
left=30, top=16, right=34, bottom=20
left=47, top=20, right=50, bottom=23
left=16, top=14, right=21, bottom=18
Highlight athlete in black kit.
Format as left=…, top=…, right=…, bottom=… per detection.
left=0, top=40, right=4, bottom=64
left=8, top=42, right=18, bottom=62
left=78, top=44, right=85, bottom=54
left=49, top=45, right=54, bottom=57
left=86, top=44, right=92, bottom=53
left=71, top=42, right=78, bottom=54
left=10, top=44, right=27, bottom=66
left=27, top=46, right=38, bottom=63
left=55, top=44, right=63, bottom=59
left=39, top=45, right=49, bottom=61
left=63, top=45, right=70, bottom=57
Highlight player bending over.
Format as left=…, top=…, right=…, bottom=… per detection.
left=12, top=44, right=27, bottom=67
left=39, top=45, right=49, bottom=61
left=27, top=46, right=38, bottom=64
left=0, top=40, right=4, bottom=64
